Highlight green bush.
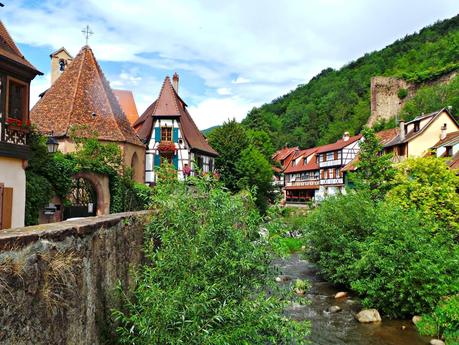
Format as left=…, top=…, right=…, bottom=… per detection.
left=351, top=203, right=459, bottom=318
left=113, top=176, right=309, bottom=344
left=417, top=295, right=459, bottom=345
left=398, top=88, right=408, bottom=99
left=386, top=157, right=459, bottom=236
left=305, top=192, right=376, bottom=285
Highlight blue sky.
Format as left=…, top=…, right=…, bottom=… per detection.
left=3, top=0, right=459, bottom=129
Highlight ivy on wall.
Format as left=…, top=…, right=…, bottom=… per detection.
left=25, top=127, right=151, bottom=226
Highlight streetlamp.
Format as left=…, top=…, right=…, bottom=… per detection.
left=46, top=135, right=59, bottom=154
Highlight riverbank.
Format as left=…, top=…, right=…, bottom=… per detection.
left=276, top=254, right=430, bottom=345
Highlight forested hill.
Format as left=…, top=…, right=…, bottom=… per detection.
left=242, top=14, right=459, bottom=149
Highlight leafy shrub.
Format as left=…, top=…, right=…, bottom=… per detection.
left=386, top=157, right=459, bottom=236
left=398, top=88, right=408, bottom=99
left=351, top=203, right=459, bottom=318
left=305, top=192, right=376, bottom=285
left=113, top=176, right=309, bottom=344
left=417, top=295, right=459, bottom=345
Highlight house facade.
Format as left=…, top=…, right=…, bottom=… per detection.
left=272, top=146, right=298, bottom=188
left=283, top=148, right=319, bottom=203
left=383, top=108, right=459, bottom=160
left=432, top=130, right=459, bottom=171
left=0, top=21, right=42, bottom=229
left=315, top=132, right=362, bottom=199
left=133, top=74, right=218, bottom=183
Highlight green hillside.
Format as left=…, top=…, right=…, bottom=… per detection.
left=242, top=15, right=459, bottom=149
left=202, top=125, right=220, bottom=136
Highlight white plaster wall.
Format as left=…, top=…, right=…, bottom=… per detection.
left=0, top=157, right=25, bottom=228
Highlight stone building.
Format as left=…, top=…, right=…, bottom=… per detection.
left=31, top=45, right=145, bottom=182
left=133, top=73, right=218, bottom=183
left=0, top=21, right=42, bottom=229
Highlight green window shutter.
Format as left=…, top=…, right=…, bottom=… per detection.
left=173, top=128, right=179, bottom=143
left=173, top=154, right=178, bottom=169
left=155, top=127, right=161, bottom=142
left=154, top=154, right=161, bottom=167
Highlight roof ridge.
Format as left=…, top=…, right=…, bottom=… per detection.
left=65, top=46, right=87, bottom=136
left=88, top=46, right=126, bottom=141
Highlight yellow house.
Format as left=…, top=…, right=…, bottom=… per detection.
left=382, top=108, right=459, bottom=160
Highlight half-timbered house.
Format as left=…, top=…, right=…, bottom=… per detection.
left=133, top=74, right=218, bottom=183
left=315, top=132, right=362, bottom=198
left=0, top=21, right=42, bottom=228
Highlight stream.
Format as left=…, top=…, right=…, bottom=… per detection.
left=276, top=254, right=430, bottom=345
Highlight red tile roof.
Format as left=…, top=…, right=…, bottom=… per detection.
left=316, top=134, right=362, bottom=153
left=376, top=128, right=398, bottom=145
left=113, top=89, right=139, bottom=126
left=432, top=130, right=459, bottom=148
left=30, top=46, right=143, bottom=146
left=135, top=76, right=218, bottom=156
left=273, top=147, right=299, bottom=161
left=284, top=148, right=319, bottom=173
left=0, top=20, right=41, bottom=74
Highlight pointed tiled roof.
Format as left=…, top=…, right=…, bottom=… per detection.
left=0, top=20, right=41, bottom=74
left=31, top=46, right=143, bottom=146
left=136, top=76, right=218, bottom=156
left=113, top=89, right=139, bottom=125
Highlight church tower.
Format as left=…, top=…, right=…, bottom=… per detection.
left=50, top=47, right=73, bottom=84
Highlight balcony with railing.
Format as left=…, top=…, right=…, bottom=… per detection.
left=285, top=178, right=320, bottom=188
left=320, top=177, right=344, bottom=185
left=319, top=159, right=342, bottom=168
left=0, top=119, right=30, bottom=159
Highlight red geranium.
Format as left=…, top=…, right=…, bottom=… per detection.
left=157, top=141, right=176, bottom=153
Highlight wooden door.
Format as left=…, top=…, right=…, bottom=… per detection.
left=1, top=186, right=13, bottom=229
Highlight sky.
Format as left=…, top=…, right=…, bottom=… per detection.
left=3, top=0, right=459, bottom=129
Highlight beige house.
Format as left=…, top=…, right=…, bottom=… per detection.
left=0, top=21, right=42, bottom=229
left=382, top=108, right=459, bottom=160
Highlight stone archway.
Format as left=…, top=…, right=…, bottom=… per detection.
left=67, top=172, right=110, bottom=218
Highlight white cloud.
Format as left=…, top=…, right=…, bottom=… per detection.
left=30, top=74, right=50, bottom=108
left=7, top=0, right=459, bottom=125
left=188, top=97, right=258, bottom=130
left=232, top=77, right=250, bottom=84
left=217, top=87, right=232, bottom=96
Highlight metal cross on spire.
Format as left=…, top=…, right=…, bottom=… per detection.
left=82, top=25, right=94, bottom=45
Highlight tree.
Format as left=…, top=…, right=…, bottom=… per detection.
left=207, top=119, right=249, bottom=191
left=386, top=156, right=459, bottom=235
left=351, top=127, right=396, bottom=200
left=208, top=120, right=274, bottom=213
left=236, top=146, right=274, bottom=213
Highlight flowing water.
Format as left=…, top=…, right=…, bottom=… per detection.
left=276, top=254, right=430, bottom=345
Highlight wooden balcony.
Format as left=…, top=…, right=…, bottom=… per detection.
left=0, top=123, right=30, bottom=160
left=320, top=177, right=344, bottom=186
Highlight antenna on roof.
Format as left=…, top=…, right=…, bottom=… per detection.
left=82, top=25, right=93, bottom=45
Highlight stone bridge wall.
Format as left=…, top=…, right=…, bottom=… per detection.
left=0, top=211, right=152, bottom=345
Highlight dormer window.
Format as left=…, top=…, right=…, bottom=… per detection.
left=446, top=146, right=453, bottom=157
left=414, top=121, right=420, bottom=132
left=59, top=59, right=66, bottom=72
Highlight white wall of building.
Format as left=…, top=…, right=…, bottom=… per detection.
left=145, top=118, right=214, bottom=183
left=0, top=157, right=25, bottom=228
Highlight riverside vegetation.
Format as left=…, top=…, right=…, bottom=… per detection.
left=112, top=167, right=309, bottom=344
left=301, top=128, right=459, bottom=344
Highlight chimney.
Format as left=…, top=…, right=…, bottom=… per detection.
left=399, top=120, right=405, bottom=141
left=441, top=123, right=447, bottom=140
left=172, top=72, right=179, bottom=93
left=343, top=131, right=350, bottom=141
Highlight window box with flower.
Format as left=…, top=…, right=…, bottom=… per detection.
left=157, top=141, right=176, bottom=154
